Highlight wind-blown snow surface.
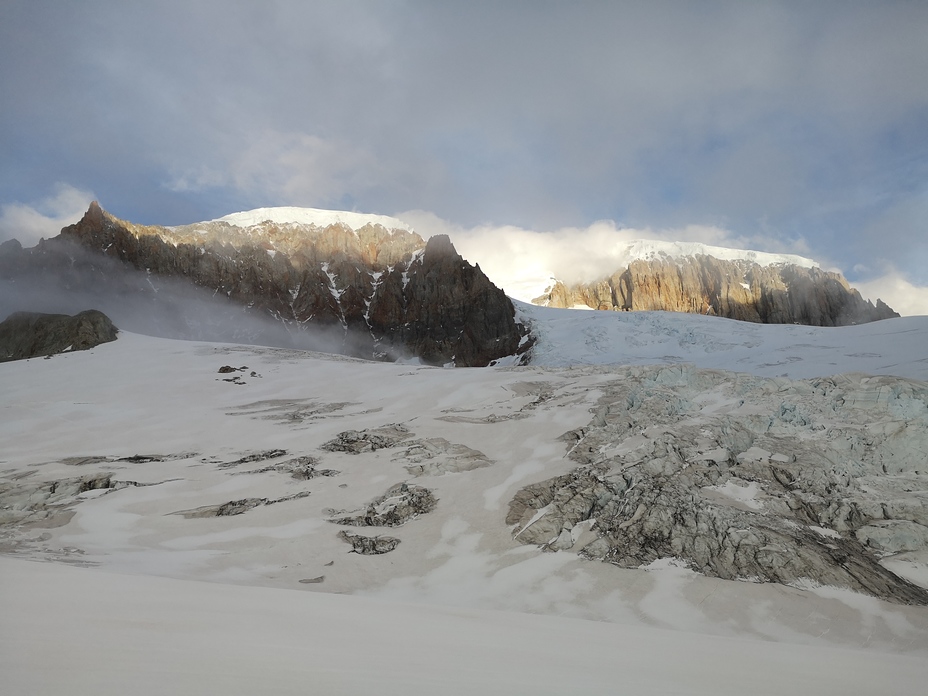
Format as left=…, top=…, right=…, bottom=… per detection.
left=3, top=311, right=928, bottom=693
left=3, top=556, right=924, bottom=696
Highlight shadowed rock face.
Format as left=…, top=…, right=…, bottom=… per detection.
left=0, top=310, right=118, bottom=362
left=535, top=256, right=898, bottom=326
left=1, top=203, right=528, bottom=366
left=368, top=234, right=525, bottom=365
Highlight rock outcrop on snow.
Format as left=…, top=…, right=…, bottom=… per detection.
left=330, top=483, right=437, bottom=527
left=0, top=472, right=132, bottom=530
left=0, top=309, right=118, bottom=362
left=0, top=202, right=527, bottom=366
left=321, top=424, right=413, bottom=454
left=535, top=255, right=897, bottom=326
left=338, top=530, right=401, bottom=554
left=507, top=365, right=928, bottom=604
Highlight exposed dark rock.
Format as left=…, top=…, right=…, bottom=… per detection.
left=218, top=365, right=248, bottom=373
left=176, top=491, right=310, bottom=518
left=368, top=235, right=527, bottom=365
left=330, top=483, right=437, bottom=527
left=338, top=530, right=401, bottom=554
left=117, top=455, right=165, bottom=463
left=0, top=309, right=117, bottom=362
left=217, top=449, right=289, bottom=468
left=535, top=256, right=898, bottom=326
left=207, top=498, right=267, bottom=517
left=234, top=455, right=339, bottom=479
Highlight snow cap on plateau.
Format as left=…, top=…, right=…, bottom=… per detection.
left=214, top=206, right=412, bottom=232
left=616, top=239, right=818, bottom=269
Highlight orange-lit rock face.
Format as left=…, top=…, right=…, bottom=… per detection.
left=535, top=255, right=897, bottom=327
left=43, top=203, right=527, bottom=366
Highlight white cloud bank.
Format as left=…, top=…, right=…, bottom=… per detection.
left=399, top=210, right=928, bottom=317
left=400, top=210, right=806, bottom=297
left=855, top=272, right=928, bottom=318
left=0, top=184, right=95, bottom=247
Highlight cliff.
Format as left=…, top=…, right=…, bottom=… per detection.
left=534, top=255, right=898, bottom=326
left=2, top=203, right=527, bottom=366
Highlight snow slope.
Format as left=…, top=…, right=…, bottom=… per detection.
left=520, top=301, right=928, bottom=381
left=3, top=308, right=928, bottom=693
left=4, top=555, right=925, bottom=696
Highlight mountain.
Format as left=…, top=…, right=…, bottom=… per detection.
left=3, top=300, right=928, bottom=693
left=531, top=239, right=898, bottom=325
left=0, top=202, right=527, bottom=366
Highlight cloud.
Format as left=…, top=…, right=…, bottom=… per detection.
left=855, top=271, right=928, bottom=318
left=0, top=184, right=95, bottom=247
left=167, top=131, right=398, bottom=211
left=399, top=210, right=816, bottom=302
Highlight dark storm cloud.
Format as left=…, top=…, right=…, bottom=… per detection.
left=1, top=1, right=926, bottom=299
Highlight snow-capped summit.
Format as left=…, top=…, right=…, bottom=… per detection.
left=214, top=206, right=412, bottom=232
left=612, top=239, right=818, bottom=269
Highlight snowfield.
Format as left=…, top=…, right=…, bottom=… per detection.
left=520, top=301, right=928, bottom=380
left=3, top=307, right=928, bottom=694
left=215, top=206, right=412, bottom=232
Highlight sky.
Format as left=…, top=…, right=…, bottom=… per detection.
left=1, top=1, right=927, bottom=314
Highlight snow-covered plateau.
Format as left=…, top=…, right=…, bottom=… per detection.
left=3, top=305, right=928, bottom=694
left=215, top=205, right=412, bottom=232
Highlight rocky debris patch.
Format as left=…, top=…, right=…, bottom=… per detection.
left=227, top=398, right=364, bottom=424
left=507, top=365, right=928, bottom=605
left=175, top=491, right=311, bottom=518
left=337, top=530, right=401, bottom=555
left=399, top=438, right=493, bottom=476
left=0, top=309, right=118, bottom=362
left=235, top=455, right=340, bottom=480
left=330, top=483, right=437, bottom=527
left=299, top=576, right=325, bottom=584
left=57, top=452, right=196, bottom=466
left=0, top=473, right=139, bottom=527
left=60, top=456, right=111, bottom=466
left=321, top=424, right=412, bottom=454
left=217, top=449, right=288, bottom=468
left=217, top=365, right=261, bottom=384
left=437, top=412, right=529, bottom=424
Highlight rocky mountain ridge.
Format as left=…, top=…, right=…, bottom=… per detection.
left=1, top=203, right=527, bottom=366
left=535, top=254, right=897, bottom=326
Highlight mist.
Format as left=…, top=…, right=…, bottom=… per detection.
left=0, top=239, right=356, bottom=357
